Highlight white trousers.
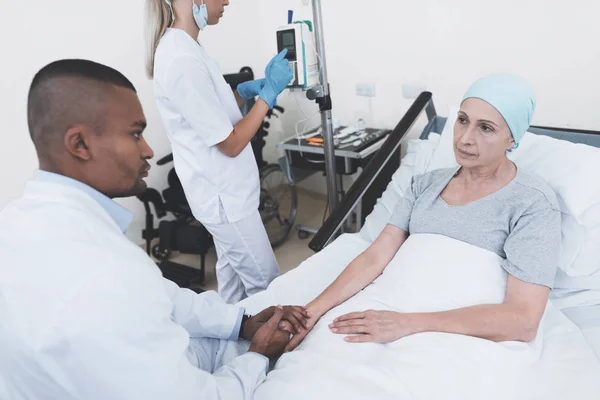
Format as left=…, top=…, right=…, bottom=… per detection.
left=203, top=204, right=280, bottom=304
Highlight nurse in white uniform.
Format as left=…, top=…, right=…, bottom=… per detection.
left=147, top=0, right=292, bottom=303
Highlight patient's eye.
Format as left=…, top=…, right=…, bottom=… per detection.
left=457, top=116, right=468, bottom=125
left=480, top=124, right=493, bottom=133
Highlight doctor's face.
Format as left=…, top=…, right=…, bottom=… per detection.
left=86, top=86, right=154, bottom=198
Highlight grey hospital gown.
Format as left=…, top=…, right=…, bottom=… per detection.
left=388, top=167, right=561, bottom=288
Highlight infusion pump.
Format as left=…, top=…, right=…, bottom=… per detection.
left=276, top=21, right=320, bottom=89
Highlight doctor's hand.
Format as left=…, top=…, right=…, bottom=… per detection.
left=236, top=79, right=266, bottom=100
left=259, top=49, right=293, bottom=109
left=242, top=305, right=310, bottom=341
left=329, top=310, right=418, bottom=343
left=248, top=306, right=291, bottom=360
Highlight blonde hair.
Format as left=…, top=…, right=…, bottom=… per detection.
left=145, top=0, right=174, bottom=78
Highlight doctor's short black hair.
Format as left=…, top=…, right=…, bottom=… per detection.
left=27, top=59, right=137, bottom=150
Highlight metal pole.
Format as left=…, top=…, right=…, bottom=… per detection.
left=311, top=0, right=339, bottom=213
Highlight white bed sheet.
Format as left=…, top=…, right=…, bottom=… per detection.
left=562, top=305, right=600, bottom=360
left=239, top=234, right=600, bottom=399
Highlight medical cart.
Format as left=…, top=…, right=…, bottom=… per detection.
left=277, top=125, right=396, bottom=238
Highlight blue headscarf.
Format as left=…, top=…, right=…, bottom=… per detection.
left=462, top=73, right=536, bottom=148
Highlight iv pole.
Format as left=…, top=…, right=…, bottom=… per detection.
left=308, top=0, right=340, bottom=214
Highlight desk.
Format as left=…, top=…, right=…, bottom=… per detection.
left=276, top=127, right=399, bottom=235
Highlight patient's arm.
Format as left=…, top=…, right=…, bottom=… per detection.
left=331, top=274, right=549, bottom=343
left=285, top=225, right=408, bottom=351
left=309, top=225, right=408, bottom=316
left=414, top=274, right=550, bottom=342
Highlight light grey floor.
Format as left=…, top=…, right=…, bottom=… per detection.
left=166, top=189, right=327, bottom=292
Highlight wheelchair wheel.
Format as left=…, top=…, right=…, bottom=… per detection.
left=152, top=244, right=171, bottom=261
left=259, top=163, right=298, bottom=248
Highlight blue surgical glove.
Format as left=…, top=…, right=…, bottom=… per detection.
left=259, top=49, right=293, bottom=109
left=236, top=79, right=266, bottom=100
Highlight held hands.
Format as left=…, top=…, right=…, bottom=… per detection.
left=242, top=305, right=310, bottom=340
left=329, top=310, right=420, bottom=343
left=248, top=306, right=291, bottom=360
left=236, top=78, right=266, bottom=100
left=283, top=306, right=325, bottom=353
left=259, top=49, right=293, bottom=109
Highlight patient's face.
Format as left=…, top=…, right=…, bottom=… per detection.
left=453, top=98, right=514, bottom=168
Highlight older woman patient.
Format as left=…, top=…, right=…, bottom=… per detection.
left=286, top=74, right=561, bottom=350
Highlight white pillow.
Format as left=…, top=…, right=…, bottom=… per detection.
left=359, top=133, right=440, bottom=242
left=427, top=106, right=600, bottom=307
left=426, top=105, right=460, bottom=172
left=428, top=106, right=600, bottom=217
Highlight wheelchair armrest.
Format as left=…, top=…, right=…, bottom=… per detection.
left=137, top=188, right=167, bottom=218
left=223, top=67, right=254, bottom=91
left=157, top=153, right=174, bottom=166
left=308, top=92, right=436, bottom=252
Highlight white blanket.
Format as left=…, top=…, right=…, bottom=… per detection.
left=240, top=234, right=600, bottom=400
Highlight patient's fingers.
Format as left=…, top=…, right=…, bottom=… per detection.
left=286, top=308, right=310, bottom=329
left=329, top=319, right=364, bottom=329
left=282, top=313, right=304, bottom=334
left=279, top=321, right=294, bottom=333
left=284, top=329, right=308, bottom=353
left=290, top=306, right=311, bottom=319
left=334, top=312, right=365, bottom=322
left=344, top=334, right=374, bottom=343
left=330, top=326, right=369, bottom=335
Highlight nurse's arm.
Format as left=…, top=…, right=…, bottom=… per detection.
left=165, top=56, right=269, bottom=159
left=216, top=98, right=270, bottom=157
left=234, top=90, right=245, bottom=108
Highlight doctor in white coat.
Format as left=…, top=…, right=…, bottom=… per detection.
left=146, top=0, right=293, bottom=303
left=0, top=59, right=308, bottom=400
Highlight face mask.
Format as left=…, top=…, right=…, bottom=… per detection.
left=193, top=0, right=208, bottom=30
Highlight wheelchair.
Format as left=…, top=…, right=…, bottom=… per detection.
left=137, top=67, right=297, bottom=290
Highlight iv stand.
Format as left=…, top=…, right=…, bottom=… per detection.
left=307, top=0, right=340, bottom=214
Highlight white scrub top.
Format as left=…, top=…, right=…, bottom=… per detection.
left=153, top=28, right=260, bottom=225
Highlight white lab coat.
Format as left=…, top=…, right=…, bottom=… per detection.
left=0, top=180, right=268, bottom=400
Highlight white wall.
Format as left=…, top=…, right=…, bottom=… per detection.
left=248, top=0, right=600, bottom=193
left=2, top=0, right=599, bottom=243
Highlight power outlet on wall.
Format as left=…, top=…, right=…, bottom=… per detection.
left=402, top=82, right=427, bottom=99
left=356, top=83, right=377, bottom=98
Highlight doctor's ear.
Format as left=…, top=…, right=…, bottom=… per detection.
left=64, top=126, right=93, bottom=161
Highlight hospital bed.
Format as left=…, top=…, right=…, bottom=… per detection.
left=309, top=92, right=600, bottom=357
left=240, top=92, right=600, bottom=399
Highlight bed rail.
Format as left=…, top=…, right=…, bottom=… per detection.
left=309, top=92, right=436, bottom=252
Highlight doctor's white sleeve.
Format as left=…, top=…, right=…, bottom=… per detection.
left=162, top=277, right=244, bottom=340
left=164, top=55, right=234, bottom=147
left=59, top=270, right=267, bottom=400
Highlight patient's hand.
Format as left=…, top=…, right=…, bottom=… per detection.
left=242, top=305, right=310, bottom=340
left=329, top=310, right=418, bottom=343
left=284, top=307, right=325, bottom=352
